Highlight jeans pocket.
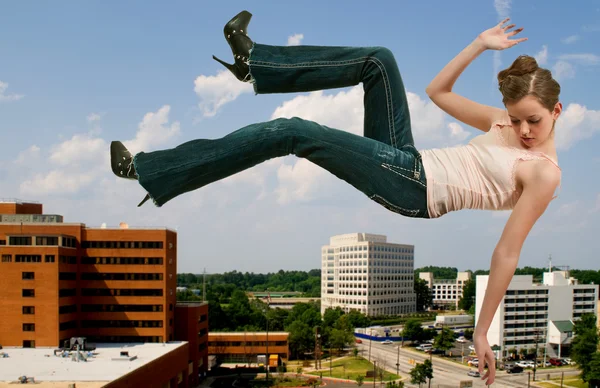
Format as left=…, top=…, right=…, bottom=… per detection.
left=369, top=194, right=421, bottom=218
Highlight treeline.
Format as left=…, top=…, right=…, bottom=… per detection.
left=203, top=290, right=370, bottom=359
left=177, top=269, right=321, bottom=298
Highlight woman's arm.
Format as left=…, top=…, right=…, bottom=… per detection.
left=426, top=18, right=527, bottom=132
left=475, top=161, right=560, bottom=385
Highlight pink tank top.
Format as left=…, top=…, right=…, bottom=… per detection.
left=420, top=116, right=561, bottom=218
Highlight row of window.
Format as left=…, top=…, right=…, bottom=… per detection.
left=81, top=273, right=164, bottom=281
left=81, top=257, right=164, bottom=265
left=4, top=236, right=77, bottom=247
left=505, top=298, right=549, bottom=304
left=506, top=289, right=549, bottom=295
left=1, top=255, right=74, bottom=263
left=81, top=320, right=164, bottom=328
left=21, top=304, right=166, bottom=314
left=209, top=341, right=287, bottom=347
left=505, top=306, right=548, bottom=312
left=330, top=245, right=414, bottom=253
left=82, top=241, right=164, bottom=249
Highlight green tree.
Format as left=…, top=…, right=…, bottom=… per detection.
left=572, top=314, right=600, bottom=382
left=414, top=278, right=433, bottom=311
left=409, top=359, right=433, bottom=387
left=585, top=352, right=600, bottom=387
left=434, top=327, right=456, bottom=354
left=414, top=266, right=458, bottom=279
left=353, top=347, right=359, bottom=358
left=330, top=328, right=353, bottom=354
left=287, top=320, right=314, bottom=359
left=356, top=375, right=365, bottom=386
left=401, top=319, right=423, bottom=342
left=458, top=278, right=476, bottom=311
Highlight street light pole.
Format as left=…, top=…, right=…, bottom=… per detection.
left=396, top=345, right=400, bottom=376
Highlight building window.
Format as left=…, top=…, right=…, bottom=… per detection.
left=23, top=323, right=35, bottom=332
left=15, top=255, right=42, bottom=263
left=45, top=255, right=55, bottom=263
left=59, top=289, right=76, bottom=297
left=1, top=254, right=11, bottom=263
left=22, top=289, right=35, bottom=297
left=36, top=236, right=59, bottom=246
left=22, top=340, right=35, bottom=348
left=23, top=306, right=35, bottom=314
left=9, top=236, right=32, bottom=245
left=22, top=272, right=35, bottom=280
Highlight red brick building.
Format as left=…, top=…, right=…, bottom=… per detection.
left=0, top=200, right=209, bottom=387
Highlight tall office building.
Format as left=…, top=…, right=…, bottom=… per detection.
left=0, top=199, right=178, bottom=347
left=419, top=271, right=472, bottom=308
left=320, top=233, right=416, bottom=317
left=476, top=270, right=598, bottom=359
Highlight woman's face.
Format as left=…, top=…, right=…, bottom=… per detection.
left=506, top=95, right=562, bottom=149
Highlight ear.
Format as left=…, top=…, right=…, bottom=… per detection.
left=552, top=102, right=562, bottom=120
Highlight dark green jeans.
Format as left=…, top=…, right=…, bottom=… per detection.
left=133, top=44, right=430, bottom=218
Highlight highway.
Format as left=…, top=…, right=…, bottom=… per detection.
left=357, top=340, right=578, bottom=387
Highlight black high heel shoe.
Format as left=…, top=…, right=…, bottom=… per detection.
left=110, top=141, right=151, bottom=207
left=212, top=10, right=254, bottom=81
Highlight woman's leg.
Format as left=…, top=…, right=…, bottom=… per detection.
left=249, top=44, right=415, bottom=150
left=133, top=116, right=428, bottom=217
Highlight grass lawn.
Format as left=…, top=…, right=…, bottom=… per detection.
left=536, top=378, right=588, bottom=388
left=307, top=356, right=400, bottom=382
left=250, top=376, right=320, bottom=387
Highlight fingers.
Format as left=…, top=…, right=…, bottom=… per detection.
left=503, top=23, right=516, bottom=30
left=508, top=27, right=525, bottom=36
left=498, top=17, right=510, bottom=27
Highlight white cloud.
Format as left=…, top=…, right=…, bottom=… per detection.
left=17, top=106, right=180, bottom=197
left=0, top=81, right=24, bottom=102
left=15, top=145, right=41, bottom=165
left=494, top=0, right=511, bottom=18
left=124, top=105, right=181, bottom=154
left=447, top=122, right=470, bottom=142
left=561, top=35, right=579, bottom=44
left=87, top=113, right=102, bottom=123
left=534, top=45, right=548, bottom=65
left=492, top=0, right=511, bottom=80
left=20, top=170, right=95, bottom=196
left=194, top=70, right=253, bottom=117
left=553, top=60, right=575, bottom=80
left=557, top=53, right=600, bottom=65
left=554, top=103, right=600, bottom=150
left=287, top=34, right=304, bottom=46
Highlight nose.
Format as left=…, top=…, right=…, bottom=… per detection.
left=520, top=122, right=530, bottom=136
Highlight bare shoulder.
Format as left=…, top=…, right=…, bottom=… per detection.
left=518, top=159, right=561, bottom=194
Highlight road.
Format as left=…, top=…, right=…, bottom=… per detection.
left=358, top=340, right=578, bottom=388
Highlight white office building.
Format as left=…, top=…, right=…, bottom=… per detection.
left=320, top=233, right=416, bottom=317
left=419, top=271, right=471, bottom=308
left=475, top=270, right=598, bottom=359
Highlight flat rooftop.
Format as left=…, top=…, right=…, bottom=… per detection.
left=0, top=342, right=186, bottom=387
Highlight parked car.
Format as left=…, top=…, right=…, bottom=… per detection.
left=467, top=358, right=479, bottom=367
left=506, top=365, right=524, bottom=374
left=468, top=345, right=475, bottom=351
left=549, top=358, right=563, bottom=366
left=467, top=370, right=480, bottom=377
left=516, top=361, right=535, bottom=368
left=456, top=336, right=467, bottom=343
left=382, top=340, right=393, bottom=345
left=563, top=358, right=576, bottom=365
left=416, top=344, right=433, bottom=351
left=355, top=339, right=362, bottom=344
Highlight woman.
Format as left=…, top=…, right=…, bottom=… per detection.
left=110, top=11, right=561, bottom=385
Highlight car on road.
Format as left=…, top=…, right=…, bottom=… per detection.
left=416, top=344, right=433, bottom=351
left=563, top=358, right=575, bottom=365
left=467, top=370, right=480, bottom=377
left=505, top=365, right=524, bottom=374
left=468, top=345, right=475, bottom=351
left=549, top=358, right=563, bottom=366
left=467, top=358, right=479, bottom=367
left=456, top=336, right=467, bottom=343
left=516, top=360, right=535, bottom=368
left=381, top=340, right=394, bottom=345
left=355, top=339, right=362, bottom=344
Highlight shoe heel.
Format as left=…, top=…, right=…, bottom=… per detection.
left=212, top=55, right=235, bottom=72
left=138, top=194, right=151, bottom=207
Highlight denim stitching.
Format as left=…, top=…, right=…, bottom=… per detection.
left=381, top=163, right=426, bottom=188
left=370, top=194, right=420, bottom=217
left=368, top=56, right=396, bottom=148
left=250, top=55, right=397, bottom=148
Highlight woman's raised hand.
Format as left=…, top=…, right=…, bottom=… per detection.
left=478, top=18, right=528, bottom=50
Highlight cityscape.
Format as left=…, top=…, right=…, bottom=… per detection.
left=1, top=200, right=599, bottom=388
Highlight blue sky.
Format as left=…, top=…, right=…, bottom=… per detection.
left=1, top=1, right=599, bottom=274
